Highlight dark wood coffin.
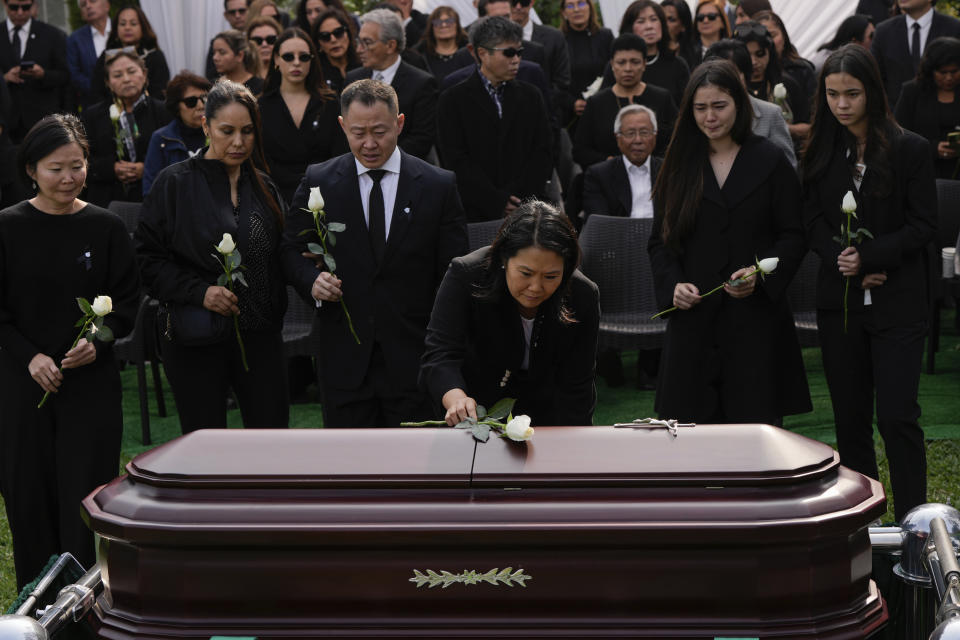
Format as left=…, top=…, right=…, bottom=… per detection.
left=82, top=425, right=887, bottom=639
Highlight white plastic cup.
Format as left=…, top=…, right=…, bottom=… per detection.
left=943, top=247, right=956, bottom=278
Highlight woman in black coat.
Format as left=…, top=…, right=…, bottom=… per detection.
left=90, top=4, right=171, bottom=102
left=895, top=37, right=960, bottom=179
left=559, top=0, right=613, bottom=130
left=136, top=79, right=290, bottom=434
left=802, top=45, right=936, bottom=521
left=648, top=59, right=809, bottom=424
left=82, top=49, right=171, bottom=207
left=420, top=201, right=600, bottom=427
left=258, top=28, right=346, bottom=205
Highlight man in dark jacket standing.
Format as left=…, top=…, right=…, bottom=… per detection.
left=437, top=16, right=553, bottom=222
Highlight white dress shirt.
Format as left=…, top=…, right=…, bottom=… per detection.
left=91, top=17, right=111, bottom=58
left=6, top=18, right=30, bottom=60
left=906, top=7, right=934, bottom=56
left=355, top=146, right=403, bottom=239
left=372, top=55, right=402, bottom=86
left=522, top=19, right=534, bottom=43
left=623, top=155, right=654, bottom=219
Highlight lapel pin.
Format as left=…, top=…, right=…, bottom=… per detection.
left=403, top=206, right=410, bottom=214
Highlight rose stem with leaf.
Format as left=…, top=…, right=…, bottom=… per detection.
left=651, top=257, right=780, bottom=320
left=214, top=233, right=250, bottom=372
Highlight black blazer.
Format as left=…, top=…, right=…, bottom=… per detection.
left=894, top=78, right=960, bottom=178
left=419, top=246, right=600, bottom=426
left=437, top=70, right=554, bottom=222
left=871, top=11, right=960, bottom=107
left=803, top=127, right=937, bottom=328
left=345, top=60, right=438, bottom=160
left=258, top=90, right=347, bottom=205
left=582, top=154, right=662, bottom=220
left=82, top=96, right=172, bottom=207
left=0, top=20, right=68, bottom=141
left=531, top=22, right=571, bottom=95
left=648, top=135, right=810, bottom=422
left=404, top=9, right=428, bottom=50
left=573, top=86, right=677, bottom=167
left=282, top=151, right=468, bottom=391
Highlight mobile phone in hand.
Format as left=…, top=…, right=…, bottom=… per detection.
left=19, top=60, right=34, bottom=71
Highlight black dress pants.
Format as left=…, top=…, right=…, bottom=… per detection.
left=0, top=356, right=122, bottom=590
left=160, top=330, right=290, bottom=432
left=817, top=307, right=927, bottom=522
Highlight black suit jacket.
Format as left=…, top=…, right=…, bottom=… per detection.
left=803, top=127, right=937, bottom=328
left=404, top=9, right=428, bottom=50
left=437, top=70, right=553, bottom=222
left=0, top=20, right=68, bottom=141
left=531, top=22, right=570, bottom=95
left=871, top=11, right=960, bottom=107
left=582, top=155, right=662, bottom=220
left=282, top=150, right=468, bottom=391
left=345, top=60, right=438, bottom=160
left=419, top=246, right=600, bottom=426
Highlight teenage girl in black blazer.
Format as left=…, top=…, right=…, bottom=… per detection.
left=802, top=44, right=937, bottom=522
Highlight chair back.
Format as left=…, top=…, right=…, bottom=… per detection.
left=785, top=250, right=820, bottom=347
left=578, top=215, right=665, bottom=349
left=107, top=200, right=143, bottom=238
left=282, top=286, right=319, bottom=358
left=467, top=219, right=503, bottom=252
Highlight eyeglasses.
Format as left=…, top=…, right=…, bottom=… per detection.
left=733, top=23, right=770, bottom=40
left=696, top=12, right=720, bottom=22
left=280, top=51, right=314, bottom=63
left=357, top=37, right=379, bottom=48
left=617, top=128, right=655, bottom=140
left=104, top=45, right=139, bottom=63
left=225, top=7, right=247, bottom=16
left=7, top=2, right=33, bottom=12
left=181, top=94, right=207, bottom=108
left=512, top=0, right=532, bottom=7
left=563, top=0, right=588, bottom=9
left=316, top=25, right=348, bottom=41
left=249, top=35, right=278, bottom=46
left=432, top=17, right=456, bottom=28
left=484, top=45, right=524, bottom=58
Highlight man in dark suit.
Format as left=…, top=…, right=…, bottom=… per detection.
left=506, top=0, right=569, bottom=101
left=384, top=0, right=428, bottom=49
left=345, top=8, right=438, bottom=160
left=282, top=79, right=467, bottom=428
left=66, top=0, right=110, bottom=110
left=871, top=0, right=960, bottom=106
left=0, top=0, right=68, bottom=143
left=582, top=104, right=661, bottom=221
left=437, top=16, right=553, bottom=222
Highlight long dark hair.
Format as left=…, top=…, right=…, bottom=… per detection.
left=205, top=79, right=284, bottom=224
left=475, top=200, right=582, bottom=325
left=660, top=0, right=694, bottom=52
left=560, top=0, right=603, bottom=35
left=918, top=36, right=960, bottom=93
left=618, top=0, right=669, bottom=53
left=311, top=8, right=360, bottom=67
left=818, top=14, right=873, bottom=52
left=297, top=0, right=350, bottom=31
left=106, top=3, right=159, bottom=50
left=753, top=10, right=801, bottom=63
left=733, top=20, right=781, bottom=100
left=264, top=27, right=333, bottom=97
left=423, top=6, right=468, bottom=55
left=801, top=44, right=898, bottom=194
left=653, top=59, right=752, bottom=248
left=18, top=114, right=90, bottom=189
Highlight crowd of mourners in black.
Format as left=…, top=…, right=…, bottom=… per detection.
left=0, top=0, right=955, bottom=592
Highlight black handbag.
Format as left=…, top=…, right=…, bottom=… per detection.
left=160, top=303, right=232, bottom=346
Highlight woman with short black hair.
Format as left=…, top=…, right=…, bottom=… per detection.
left=143, top=71, right=212, bottom=194
left=0, top=113, right=140, bottom=590
left=420, top=200, right=600, bottom=427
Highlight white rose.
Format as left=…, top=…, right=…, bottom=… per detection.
left=216, top=232, right=236, bottom=255
left=581, top=75, right=603, bottom=100
left=91, top=295, right=113, bottom=317
left=773, top=83, right=787, bottom=101
left=504, top=415, right=534, bottom=441
left=308, top=187, right=325, bottom=213
left=757, top=257, right=779, bottom=274
left=842, top=190, right=857, bottom=215
left=109, top=103, right=121, bottom=122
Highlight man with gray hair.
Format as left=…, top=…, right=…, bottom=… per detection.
left=582, top=103, right=662, bottom=221
left=345, top=8, right=438, bottom=160
left=437, top=16, right=553, bottom=222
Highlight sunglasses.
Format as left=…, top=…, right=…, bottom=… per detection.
left=316, top=25, right=348, bottom=41
left=432, top=17, right=456, bottom=28
left=696, top=12, right=720, bottom=22
left=563, top=0, right=588, bottom=9
left=250, top=35, right=278, bottom=46
left=280, top=52, right=314, bottom=63
left=181, top=94, right=207, bottom=108
left=512, top=0, right=532, bottom=7
left=7, top=2, right=32, bottom=12
left=225, top=7, right=247, bottom=16
left=485, top=45, right=524, bottom=58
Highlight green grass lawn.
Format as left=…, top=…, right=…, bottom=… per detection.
left=4, top=321, right=960, bottom=614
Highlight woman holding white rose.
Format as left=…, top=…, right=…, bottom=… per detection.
left=648, top=59, right=809, bottom=425
left=801, top=45, right=936, bottom=521
left=136, top=79, right=289, bottom=433
left=419, top=201, right=600, bottom=427
left=0, top=114, right=139, bottom=590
